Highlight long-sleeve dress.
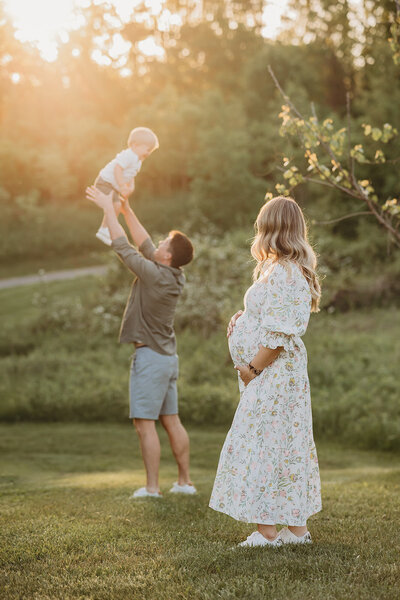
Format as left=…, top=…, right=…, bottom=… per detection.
left=209, top=260, right=322, bottom=526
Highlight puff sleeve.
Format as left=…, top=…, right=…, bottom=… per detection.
left=257, top=263, right=311, bottom=353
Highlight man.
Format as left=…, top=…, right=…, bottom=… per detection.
left=86, top=185, right=196, bottom=498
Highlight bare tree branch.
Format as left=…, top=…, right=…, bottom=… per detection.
left=346, top=92, right=356, bottom=186
left=312, top=211, right=372, bottom=225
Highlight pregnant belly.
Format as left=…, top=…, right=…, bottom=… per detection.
left=228, top=314, right=260, bottom=366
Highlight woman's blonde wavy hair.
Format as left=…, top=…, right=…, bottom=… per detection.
left=251, top=196, right=321, bottom=312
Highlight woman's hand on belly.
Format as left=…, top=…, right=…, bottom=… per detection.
left=227, top=310, right=244, bottom=338
left=235, top=364, right=257, bottom=387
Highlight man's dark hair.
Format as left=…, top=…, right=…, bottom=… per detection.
left=168, top=230, right=194, bottom=268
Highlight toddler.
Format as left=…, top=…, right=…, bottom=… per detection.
left=95, top=127, right=159, bottom=245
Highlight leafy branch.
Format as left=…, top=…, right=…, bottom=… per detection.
left=389, top=0, right=400, bottom=65
left=267, top=65, right=400, bottom=248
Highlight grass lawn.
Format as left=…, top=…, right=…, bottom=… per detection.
left=0, top=424, right=399, bottom=600
left=0, top=277, right=105, bottom=329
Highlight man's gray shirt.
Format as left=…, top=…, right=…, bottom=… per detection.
left=111, top=235, right=185, bottom=355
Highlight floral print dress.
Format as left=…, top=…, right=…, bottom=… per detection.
left=209, top=261, right=322, bottom=526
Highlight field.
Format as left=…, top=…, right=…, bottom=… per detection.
left=1, top=423, right=399, bottom=600
left=1, top=275, right=399, bottom=451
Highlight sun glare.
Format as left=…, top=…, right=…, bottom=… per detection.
left=4, top=0, right=79, bottom=61
left=262, top=0, right=289, bottom=39
left=4, top=0, right=288, bottom=63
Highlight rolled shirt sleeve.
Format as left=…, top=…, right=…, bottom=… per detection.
left=111, top=236, right=159, bottom=284
left=139, top=237, right=156, bottom=260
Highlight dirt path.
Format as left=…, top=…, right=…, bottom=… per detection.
left=0, top=265, right=108, bottom=290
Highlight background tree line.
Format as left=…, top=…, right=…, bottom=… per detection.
left=0, top=0, right=399, bottom=448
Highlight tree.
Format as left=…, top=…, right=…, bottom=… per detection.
left=268, top=2, right=400, bottom=248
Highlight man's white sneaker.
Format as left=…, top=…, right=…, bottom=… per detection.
left=279, top=527, right=312, bottom=545
left=169, top=482, right=197, bottom=495
left=95, top=226, right=112, bottom=246
left=130, top=487, right=162, bottom=499
left=237, top=531, right=283, bottom=548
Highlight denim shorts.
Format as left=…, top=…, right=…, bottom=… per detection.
left=95, top=176, right=120, bottom=203
left=129, top=346, right=179, bottom=420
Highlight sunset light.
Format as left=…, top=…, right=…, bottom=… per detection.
left=4, top=0, right=80, bottom=61
left=3, top=0, right=289, bottom=62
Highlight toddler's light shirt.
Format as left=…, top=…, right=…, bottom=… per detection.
left=99, top=148, right=142, bottom=191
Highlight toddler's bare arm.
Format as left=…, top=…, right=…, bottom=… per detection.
left=114, top=164, right=126, bottom=190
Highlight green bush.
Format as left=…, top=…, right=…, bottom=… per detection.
left=0, top=269, right=399, bottom=452
left=307, top=311, right=400, bottom=451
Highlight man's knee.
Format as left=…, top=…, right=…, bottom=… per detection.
left=133, top=418, right=156, bottom=437
left=159, top=414, right=182, bottom=431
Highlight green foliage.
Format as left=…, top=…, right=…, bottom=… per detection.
left=268, top=2, right=400, bottom=247
left=0, top=194, right=106, bottom=266
left=389, top=9, right=400, bottom=65
left=0, top=0, right=399, bottom=253
left=273, top=95, right=400, bottom=245
left=0, top=274, right=399, bottom=451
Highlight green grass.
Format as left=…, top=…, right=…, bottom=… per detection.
left=0, top=424, right=399, bottom=600
left=0, top=277, right=104, bottom=328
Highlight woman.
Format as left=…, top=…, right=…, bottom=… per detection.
left=209, top=196, right=322, bottom=547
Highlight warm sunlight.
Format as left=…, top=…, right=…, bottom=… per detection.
left=4, top=0, right=289, bottom=62
left=4, top=0, right=79, bottom=61
left=3, top=0, right=142, bottom=61
left=262, top=0, right=290, bottom=39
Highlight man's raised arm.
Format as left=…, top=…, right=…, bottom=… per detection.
left=120, top=198, right=150, bottom=248
left=85, top=186, right=158, bottom=283
left=86, top=186, right=127, bottom=241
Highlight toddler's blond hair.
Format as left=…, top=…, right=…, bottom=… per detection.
left=128, top=127, right=159, bottom=152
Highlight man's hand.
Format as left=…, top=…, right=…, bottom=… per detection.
left=86, top=186, right=113, bottom=210
left=234, top=365, right=256, bottom=387
left=227, top=310, right=243, bottom=338
left=120, top=179, right=135, bottom=199
left=119, top=196, right=131, bottom=216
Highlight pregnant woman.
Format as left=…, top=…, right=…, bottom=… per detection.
left=209, top=196, right=322, bottom=548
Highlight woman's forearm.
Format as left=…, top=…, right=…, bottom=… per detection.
left=250, top=345, right=282, bottom=372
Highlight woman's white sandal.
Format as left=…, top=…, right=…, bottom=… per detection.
left=279, top=527, right=312, bottom=545
left=236, top=531, right=283, bottom=548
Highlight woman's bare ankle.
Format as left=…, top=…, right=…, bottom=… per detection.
left=288, top=525, right=308, bottom=537
left=257, top=524, right=278, bottom=540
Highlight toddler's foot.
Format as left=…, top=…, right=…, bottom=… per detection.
left=96, top=226, right=112, bottom=246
